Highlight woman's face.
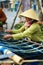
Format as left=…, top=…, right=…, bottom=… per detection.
left=25, top=17, right=32, bottom=22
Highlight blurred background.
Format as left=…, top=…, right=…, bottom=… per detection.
left=0, top=0, right=43, bottom=29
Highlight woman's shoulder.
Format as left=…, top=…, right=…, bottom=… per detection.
left=29, top=23, right=40, bottom=30
left=31, top=23, right=39, bottom=27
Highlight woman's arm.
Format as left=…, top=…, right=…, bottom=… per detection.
left=4, top=23, right=39, bottom=40
left=11, top=24, right=25, bottom=33
left=12, top=23, right=39, bottom=40
left=5, top=23, right=25, bottom=33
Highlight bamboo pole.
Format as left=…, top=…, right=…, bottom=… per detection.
left=11, top=0, right=22, bottom=29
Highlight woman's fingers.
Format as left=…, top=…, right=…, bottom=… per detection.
left=4, top=29, right=11, bottom=33
left=3, top=34, right=12, bottom=39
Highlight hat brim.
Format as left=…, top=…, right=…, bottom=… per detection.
left=19, top=9, right=39, bottom=21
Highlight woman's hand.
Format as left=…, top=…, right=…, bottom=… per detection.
left=3, top=34, right=12, bottom=39
left=5, top=29, right=12, bottom=33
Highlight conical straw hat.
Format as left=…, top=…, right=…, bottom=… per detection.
left=19, top=9, right=39, bottom=20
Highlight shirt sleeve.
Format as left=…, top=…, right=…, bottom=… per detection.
left=11, top=24, right=25, bottom=33
left=12, top=23, right=39, bottom=40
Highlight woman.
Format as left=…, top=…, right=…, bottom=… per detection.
left=4, top=9, right=43, bottom=42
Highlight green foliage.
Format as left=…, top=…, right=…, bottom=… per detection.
left=14, top=22, right=24, bottom=29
